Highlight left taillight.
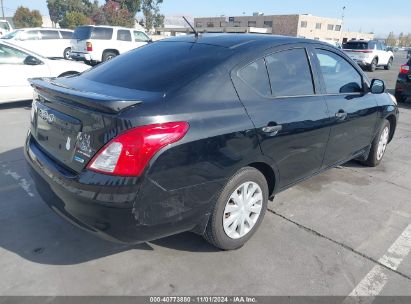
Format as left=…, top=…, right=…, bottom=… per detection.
left=87, top=122, right=189, bottom=176
left=400, top=64, right=410, bottom=74
left=86, top=41, right=93, bottom=52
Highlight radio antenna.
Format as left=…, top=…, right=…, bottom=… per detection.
left=183, top=16, right=199, bottom=38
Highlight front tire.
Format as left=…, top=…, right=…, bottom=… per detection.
left=362, top=120, right=390, bottom=167
left=395, top=92, right=406, bottom=103
left=369, top=58, right=378, bottom=72
left=203, top=167, right=268, bottom=250
left=63, top=47, right=71, bottom=60
left=384, top=57, right=393, bottom=70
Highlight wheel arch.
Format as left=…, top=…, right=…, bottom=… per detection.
left=103, top=49, right=119, bottom=56
left=385, top=114, right=397, bottom=143
left=247, top=162, right=277, bottom=197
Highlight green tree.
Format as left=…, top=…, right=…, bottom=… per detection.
left=112, top=0, right=141, bottom=16
left=385, top=32, right=396, bottom=46
left=96, top=1, right=134, bottom=27
left=47, top=0, right=93, bottom=26
left=60, top=11, right=93, bottom=29
left=12, top=6, right=43, bottom=28
left=141, top=0, right=164, bottom=31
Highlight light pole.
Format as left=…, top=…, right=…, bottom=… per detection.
left=340, top=6, right=346, bottom=43
left=1, top=0, right=5, bottom=19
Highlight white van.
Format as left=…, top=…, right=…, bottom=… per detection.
left=0, top=20, right=12, bottom=37
left=1, top=28, right=73, bottom=59
left=70, top=25, right=151, bottom=64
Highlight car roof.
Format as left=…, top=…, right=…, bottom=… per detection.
left=161, top=33, right=333, bottom=52
left=14, top=27, right=73, bottom=31
left=76, top=25, right=138, bottom=31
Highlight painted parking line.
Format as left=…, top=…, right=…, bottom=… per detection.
left=0, top=162, right=35, bottom=197
left=344, top=224, right=411, bottom=303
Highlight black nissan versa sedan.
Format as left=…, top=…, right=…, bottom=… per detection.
left=25, top=34, right=399, bottom=250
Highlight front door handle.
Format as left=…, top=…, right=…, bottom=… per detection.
left=335, top=110, right=348, bottom=120
left=262, top=124, right=282, bottom=134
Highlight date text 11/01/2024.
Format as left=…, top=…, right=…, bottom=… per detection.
left=149, top=296, right=257, bottom=303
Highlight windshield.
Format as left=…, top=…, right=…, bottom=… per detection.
left=1, top=30, right=20, bottom=39
left=0, top=21, right=10, bottom=31
left=81, top=41, right=232, bottom=92
left=343, top=42, right=369, bottom=50
left=73, top=26, right=92, bottom=40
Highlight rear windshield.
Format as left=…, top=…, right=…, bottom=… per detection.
left=73, top=26, right=92, bottom=40
left=80, top=42, right=232, bottom=92
left=343, top=42, right=369, bottom=50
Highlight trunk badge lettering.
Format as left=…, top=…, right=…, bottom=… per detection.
left=38, top=109, right=55, bottom=124
left=66, top=137, right=71, bottom=151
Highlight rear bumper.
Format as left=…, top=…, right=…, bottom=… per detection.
left=70, top=52, right=95, bottom=63
left=353, top=59, right=371, bottom=67
left=395, top=76, right=411, bottom=96
left=24, top=134, right=212, bottom=243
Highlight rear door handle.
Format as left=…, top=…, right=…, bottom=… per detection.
left=335, top=110, right=348, bottom=120
left=262, top=125, right=282, bottom=134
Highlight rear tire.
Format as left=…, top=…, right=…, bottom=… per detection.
left=63, top=47, right=71, bottom=60
left=384, top=57, right=393, bottom=70
left=102, top=51, right=117, bottom=62
left=362, top=120, right=390, bottom=167
left=203, top=167, right=268, bottom=250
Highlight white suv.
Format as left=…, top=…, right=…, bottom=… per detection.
left=1, top=28, right=74, bottom=59
left=70, top=26, right=151, bottom=64
left=343, top=40, right=394, bottom=72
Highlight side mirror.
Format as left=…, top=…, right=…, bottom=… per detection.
left=24, top=55, right=42, bottom=66
left=370, top=79, right=385, bottom=94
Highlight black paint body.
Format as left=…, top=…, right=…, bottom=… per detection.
left=396, top=58, right=411, bottom=99
left=24, top=34, right=399, bottom=243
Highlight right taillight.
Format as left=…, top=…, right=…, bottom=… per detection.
left=87, top=122, right=189, bottom=176
left=86, top=42, right=93, bottom=52
left=400, top=64, right=410, bottom=74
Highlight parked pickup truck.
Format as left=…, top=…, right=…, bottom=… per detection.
left=0, top=20, right=12, bottom=37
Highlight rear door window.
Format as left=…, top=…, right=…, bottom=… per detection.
left=91, top=27, right=113, bottom=40
left=265, top=48, right=314, bottom=97
left=40, top=30, right=60, bottom=40
left=60, top=31, right=73, bottom=39
left=20, top=30, right=40, bottom=41
left=117, top=30, right=132, bottom=42
left=315, top=49, right=363, bottom=94
left=238, top=58, right=271, bottom=96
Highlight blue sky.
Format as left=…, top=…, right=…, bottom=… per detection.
left=2, top=0, right=410, bottom=36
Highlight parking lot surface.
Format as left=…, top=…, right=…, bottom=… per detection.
left=0, top=51, right=410, bottom=296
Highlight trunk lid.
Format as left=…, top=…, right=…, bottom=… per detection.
left=29, top=77, right=161, bottom=173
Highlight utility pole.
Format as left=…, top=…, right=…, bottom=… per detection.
left=339, top=6, right=346, bottom=43
left=1, top=0, right=5, bottom=19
